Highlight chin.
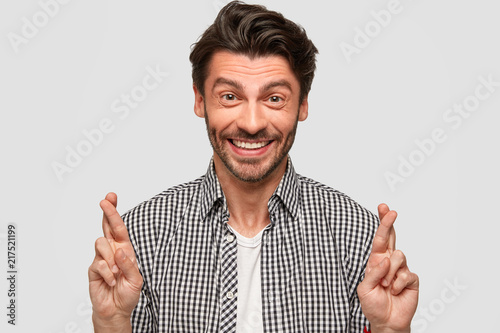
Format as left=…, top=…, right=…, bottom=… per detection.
left=226, top=157, right=284, bottom=183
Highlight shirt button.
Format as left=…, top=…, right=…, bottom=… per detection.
left=226, top=291, right=234, bottom=300
left=268, top=290, right=273, bottom=303
left=225, top=234, right=235, bottom=243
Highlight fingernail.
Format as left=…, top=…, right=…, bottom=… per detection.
left=112, top=265, right=119, bottom=273
left=110, top=279, right=116, bottom=287
left=382, top=279, right=388, bottom=287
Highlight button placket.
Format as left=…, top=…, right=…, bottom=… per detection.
left=267, top=290, right=274, bottom=303
left=219, top=216, right=238, bottom=331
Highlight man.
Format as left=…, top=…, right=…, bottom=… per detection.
left=88, top=2, right=419, bottom=332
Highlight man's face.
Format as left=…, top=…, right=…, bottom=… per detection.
left=194, top=51, right=308, bottom=183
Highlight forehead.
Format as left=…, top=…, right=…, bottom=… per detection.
left=206, top=51, right=298, bottom=88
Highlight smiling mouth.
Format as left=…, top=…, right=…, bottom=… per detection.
left=230, top=139, right=272, bottom=150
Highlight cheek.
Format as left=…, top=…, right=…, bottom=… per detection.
left=208, top=109, right=238, bottom=128
left=270, top=113, right=298, bottom=132
left=206, top=113, right=232, bottom=140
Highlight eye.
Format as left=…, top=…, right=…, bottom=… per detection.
left=265, top=95, right=287, bottom=109
left=218, top=93, right=241, bottom=107
left=222, top=94, right=237, bottom=101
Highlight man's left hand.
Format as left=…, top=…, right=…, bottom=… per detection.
left=357, top=204, right=419, bottom=333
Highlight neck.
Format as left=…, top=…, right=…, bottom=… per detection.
left=213, top=156, right=287, bottom=237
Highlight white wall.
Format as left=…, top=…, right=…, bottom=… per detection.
left=1, top=0, right=498, bottom=332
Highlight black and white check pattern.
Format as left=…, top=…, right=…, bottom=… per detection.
left=123, top=157, right=378, bottom=332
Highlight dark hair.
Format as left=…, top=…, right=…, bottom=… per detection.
left=189, top=1, right=318, bottom=103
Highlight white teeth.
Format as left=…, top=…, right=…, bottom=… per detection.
left=233, top=140, right=269, bottom=149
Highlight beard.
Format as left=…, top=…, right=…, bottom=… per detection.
left=204, top=104, right=299, bottom=183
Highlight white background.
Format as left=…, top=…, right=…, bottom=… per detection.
left=1, top=0, right=499, bottom=332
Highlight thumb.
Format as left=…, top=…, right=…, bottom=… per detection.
left=358, top=257, right=390, bottom=295
left=115, top=248, right=142, bottom=289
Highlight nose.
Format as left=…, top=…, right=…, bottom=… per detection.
left=236, top=101, right=268, bottom=135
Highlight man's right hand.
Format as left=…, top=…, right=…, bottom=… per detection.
left=88, top=192, right=143, bottom=332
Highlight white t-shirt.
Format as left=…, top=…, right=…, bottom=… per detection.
left=227, top=225, right=265, bottom=333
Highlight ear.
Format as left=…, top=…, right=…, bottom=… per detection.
left=193, top=84, right=205, bottom=118
left=298, top=95, right=309, bottom=121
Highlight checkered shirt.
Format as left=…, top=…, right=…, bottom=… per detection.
left=123, top=157, right=378, bottom=332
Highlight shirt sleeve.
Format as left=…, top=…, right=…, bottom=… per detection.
left=348, top=208, right=378, bottom=332
left=349, top=272, right=371, bottom=332
left=130, top=281, right=156, bottom=332
left=122, top=210, right=157, bottom=332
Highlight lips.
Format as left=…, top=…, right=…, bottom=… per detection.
left=230, top=139, right=272, bottom=150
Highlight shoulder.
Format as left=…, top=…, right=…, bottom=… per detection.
left=297, top=174, right=371, bottom=210
left=297, top=174, right=379, bottom=233
left=121, top=176, right=205, bottom=230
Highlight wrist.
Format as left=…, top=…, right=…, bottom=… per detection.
left=371, top=327, right=410, bottom=333
left=92, top=313, right=132, bottom=333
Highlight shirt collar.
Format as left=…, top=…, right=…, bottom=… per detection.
left=200, top=156, right=300, bottom=222
left=267, top=156, right=300, bottom=221
left=200, top=158, right=226, bottom=222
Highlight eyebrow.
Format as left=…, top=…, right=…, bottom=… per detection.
left=212, top=77, right=293, bottom=94
left=260, top=80, right=292, bottom=94
left=212, top=77, right=243, bottom=93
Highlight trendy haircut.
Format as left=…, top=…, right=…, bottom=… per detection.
left=189, top=1, right=318, bottom=103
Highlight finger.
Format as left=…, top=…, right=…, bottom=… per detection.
left=100, top=198, right=130, bottom=243
left=95, top=237, right=119, bottom=274
left=391, top=270, right=419, bottom=295
left=102, top=192, right=118, bottom=239
left=88, top=259, right=116, bottom=287
left=378, top=203, right=390, bottom=220
left=378, top=203, right=397, bottom=252
left=106, top=192, right=118, bottom=207
left=371, top=208, right=397, bottom=254
left=115, top=248, right=142, bottom=288
left=381, top=250, right=406, bottom=287
left=379, top=203, right=397, bottom=252
left=357, top=257, right=390, bottom=296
